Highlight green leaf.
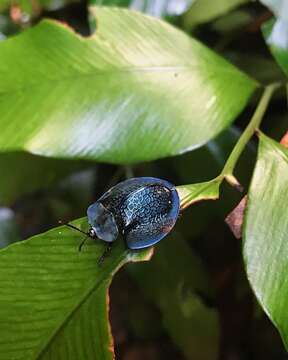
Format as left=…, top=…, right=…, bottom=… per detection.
left=243, top=133, right=288, bottom=349
left=182, top=0, right=250, bottom=30
left=0, top=126, right=252, bottom=206
left=128, top=233, right=219, bottom=360
left=262, top=18, right=288, bottom=76
left=0, top=6, right=257, bottom=164
left=177, top=179, right=221, bottom=209
left=0, top=218, right=152, bottom=359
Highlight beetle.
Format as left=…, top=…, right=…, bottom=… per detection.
left=66, top=177, right=180, bottom=263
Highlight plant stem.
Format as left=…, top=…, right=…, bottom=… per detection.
left=219, top=83, right=280, bottom=187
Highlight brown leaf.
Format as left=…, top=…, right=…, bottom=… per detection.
left=225, top=196, right=247, bottom=239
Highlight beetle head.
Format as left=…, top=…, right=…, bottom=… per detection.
left=87, top=202, right=119, bottom=243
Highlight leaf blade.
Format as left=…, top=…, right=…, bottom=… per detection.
left=243, top=132, right=288, bottom=349
left=177, top=179, right=221, bottom=209
left=0, top=218, right=152, bottom=359
left=0, top=7, right=257, bottom=164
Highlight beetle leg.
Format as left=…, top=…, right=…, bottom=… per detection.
left=98, top=243, right=113, bottom=265
left=78, top=235, right=89, bottom=252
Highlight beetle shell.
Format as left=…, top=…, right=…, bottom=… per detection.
left=87, top=177, right=180, bottom=249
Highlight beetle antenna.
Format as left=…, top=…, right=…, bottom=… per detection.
left=58, top=220, right=91, bottom=237
left=59, top=221, right=97, bottom=252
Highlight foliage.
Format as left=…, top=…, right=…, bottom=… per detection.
left=244, top=133, right=288, bottom=349
left=0, top=187, right=217, bottom=359
left=0, top=7, right=256, bottom=163
left=0, top=0, right=287, bottom=359
left=0, top=218, right=152, bottom=359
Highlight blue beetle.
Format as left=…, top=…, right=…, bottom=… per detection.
left=66, top=177, right=180, bottom=263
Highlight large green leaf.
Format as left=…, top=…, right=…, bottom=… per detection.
left=262, top=18, right=288, bottom=76
left=243, top=133, right=288, bottom=349
left=0, top=6, right=257, bottom=164
left=0, top=217, right=152, bottom=359
left=0, top=126, right=251, bottom=206
left=128, top=234, right=219, bottom=360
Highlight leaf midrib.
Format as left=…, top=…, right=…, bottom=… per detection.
left=0, top=64, right=242, bottom=100
left=178, top=181, right=219, bottom=208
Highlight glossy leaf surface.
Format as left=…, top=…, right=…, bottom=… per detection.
left=243, top=133, right=288, bottom=349
left=0, top=218, right=152, bottom=359
left=0, top=7, right=257, bottom=164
